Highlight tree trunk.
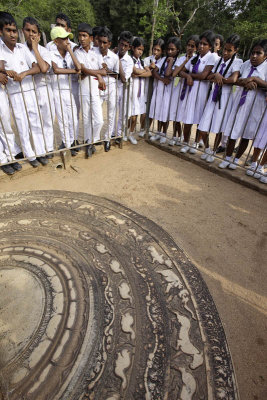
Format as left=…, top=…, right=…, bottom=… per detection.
left=149, top=0, right=159, bottom=55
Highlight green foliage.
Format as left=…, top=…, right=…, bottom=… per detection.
left=0, top=0, right=95, bottom=40
left=1, top=0, right=266, bottom=58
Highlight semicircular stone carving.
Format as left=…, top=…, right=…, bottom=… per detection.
left=0, top=191, right=239, bottom=400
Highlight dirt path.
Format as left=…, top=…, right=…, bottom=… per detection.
left=1, top=140, right=266, bottom=399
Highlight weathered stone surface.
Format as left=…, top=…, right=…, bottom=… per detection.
left=0, top=191, right=239, bottom=399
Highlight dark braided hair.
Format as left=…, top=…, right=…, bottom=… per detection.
left=211, top=34, right=240, bottom=105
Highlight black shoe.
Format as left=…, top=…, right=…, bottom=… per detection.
left=15, top=152, right=24, bottom=160
left=46, top=153, right=54, bottom=159
left=29, top=159, right=40, bottom=168
left=115, top=138, right=122, bottom=145
left=104, top=141, right=110, bottom=152
left=86, top=144, right=93, bottom=158
left=71, top=149, right=78, bottom=157
left=10, top=162, right=22, bottom=171
left=216, top=146, right=226, bottom=154
left=71, top=140, right=81, bottom=151
left=37, top=156, right=49, bottom=166
left=92, top=145, right=96, bottom=154
left=94, top=141, right=102, bottom=146
left=1, top=164, right=15, bottom=175
left=59, top=142, right=66, bottom=150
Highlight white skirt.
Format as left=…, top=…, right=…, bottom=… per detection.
left=198, top=86, right=234, bottom=134
left=180, top=80, right=210, bottom=125
left=129, top=77, right=146, bottom=117
left=223, top=87, right=266, bottom=140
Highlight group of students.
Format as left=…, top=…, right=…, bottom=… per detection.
left=147, top=32, right=267, bottom=184
left=0, top=11, right=266, bottom=183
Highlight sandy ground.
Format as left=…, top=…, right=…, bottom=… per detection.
left=0, top=140, right=266, bottom=399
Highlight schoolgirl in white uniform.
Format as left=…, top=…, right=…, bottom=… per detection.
left=178, top=30, right=217, bottom=154
left=128, top=37, right=151, bottom=144
left=143, top=38, right=164, bottom=137
left=23, top=17, right=55, bottom=160
left=169, top=35, right=199, bottom=146
left=197, top=34, right=243, bottom=162
left=219, top=39, right=267, bottom=170
left=152, top=37, right=183, bottom=144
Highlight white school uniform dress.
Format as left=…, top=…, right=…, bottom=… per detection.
left=143, top=56, right=162, bottom=104
left=149, top=57, right=166, bottom=121
left=180, top=51, right=217, bottom=124
left=50, top=49, right=79, bottom=148
left=198, top=57, right=243, bottom=133
left=113, top=52, right=133, bottom=136
left=99, top=49, right=120, bottom=140
left=223, top=59, right=267, bottom=140
left=0, top=42, right=46, bottom=160
left=159, top=58, right=178, bottom=123
left=75, top=47, right=104, bottom=143
left=25, top=43, right=55, bottom=152
left=253, top=108, right=267, bottom=149
left=0, top=43, right=21, bottom=162
left=46, top=39, right=76, bottom=52
left=130, top=57, right=147, bottom=117
left=169, top=55, right=188, bottom=122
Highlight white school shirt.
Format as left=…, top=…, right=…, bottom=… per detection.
left=75, top=47, right=103, bottom=95
left=92, top=46, right=101, bottom=55
left=25, top=43, right=52, bottom=87
left=0, top=42, right=36, bottom=94
left=211, top=57, right=243, bottom=93
left=100, top=49, right=119, bottom=87
left=50, top=49, right=75, bottom=90
left=185, top=51, right=217, bottom=74
left=239, top=59, right=267, bottom=81
left=118, top=52, right=133, bottom=88
left=46, top=39, right=76, bottom=52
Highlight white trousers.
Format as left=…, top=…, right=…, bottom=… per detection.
left=36, top=84, right=55, bottom=152
left=80, top=95, right=103, bottom=143
left=9, top=90, right=46, bottom=160
left=53, top=89, right=78, bottom=148
left=100, top=84, right=117, bottom=140
left=0, top=89, right=21, bottom=161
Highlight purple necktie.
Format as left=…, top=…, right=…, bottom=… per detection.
left=180, top=58, right=201, bottom=100
left=212, top=62, right=226, bottom=102
left=239, top=66, right=257, bottom=106
left=137, top=60, right=141, bottom=98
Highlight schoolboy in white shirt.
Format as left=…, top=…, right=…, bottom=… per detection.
left=23, top=16, right=54, bottom=159
left=98, top=27, right=119, bottom=151
left=75, top=23, right=106, bottom=157
left=46, top=13, right=76, bottom=52
left=50, top=26, right=81, bottom=154
left=0, top=17, right=48, bottom=168
left=0, top=12, right=22, bottom=175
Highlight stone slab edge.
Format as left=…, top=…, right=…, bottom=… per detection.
left=146, top=139, right=267, bottom=196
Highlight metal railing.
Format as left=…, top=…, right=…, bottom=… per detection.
left=0, top=69, right=266, bottom=181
